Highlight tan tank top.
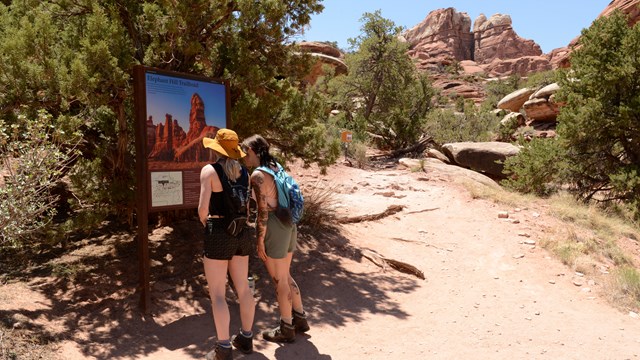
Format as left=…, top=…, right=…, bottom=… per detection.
left=261, top=171, right=278, bottom=210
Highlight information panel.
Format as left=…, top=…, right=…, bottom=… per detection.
left=134, top=66, right=230, bottom=212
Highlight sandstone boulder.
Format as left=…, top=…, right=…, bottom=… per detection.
left=523, top=98, right=559, bottom=122
left=425, top=148, right=450, bottom=163
left=497, top=88, right=536, bottom=112
left=530, top=82, right=560, bottom=99
left=441, top=142, right=521, bottom=178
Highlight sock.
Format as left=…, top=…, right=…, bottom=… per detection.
left=218, top=340, right=231, bottom=348
left=241, top=329, right=253, bottom=338
left=293, top=309, right=306, bottom=317
left=281, top=317, right=293, bottom=325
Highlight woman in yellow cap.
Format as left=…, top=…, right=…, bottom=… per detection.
left=198, top=129, right=255, bottom=360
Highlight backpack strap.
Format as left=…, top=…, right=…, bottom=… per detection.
left=256, top=162, right=291, bottom=210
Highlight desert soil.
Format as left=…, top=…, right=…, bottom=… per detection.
left=2, top=160, right=640, bottom=360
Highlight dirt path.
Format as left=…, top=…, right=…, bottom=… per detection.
left=4, top=162, right=640, bottom=359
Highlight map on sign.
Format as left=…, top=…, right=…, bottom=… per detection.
left=150, top=171, right=183, bottom=207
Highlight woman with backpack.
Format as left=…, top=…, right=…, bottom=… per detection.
left=241, top=134, right=310, bottom=343
left=198, top=129, right=255, bottom=360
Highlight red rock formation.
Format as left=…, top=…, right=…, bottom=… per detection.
left=147, top=93, right=220, bottom=163
left=146, top=116, right=156, bottom=156
left=185, top=93, right=207, bottom=144
left=297, top=41, right=347, bottom=85
left=149, top=114, right=184, bottom=161
left=297, top=41, right=342, bottom=58
left=553, top=0, right=640, bottom=68
left=482, top=56, right=551, bottom=77
left=402, top=8, right=551, bottom=78
left=599, top=0, right=640, bottom=26
left=403, top=8, right=474, bottom=69
left=473, top=14, right=544, bottom=64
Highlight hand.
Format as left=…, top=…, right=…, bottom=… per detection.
left=257, top=241, right=267, bottom=262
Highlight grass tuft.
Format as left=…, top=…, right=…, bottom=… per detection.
left=299, top=181, right=339, bottom=229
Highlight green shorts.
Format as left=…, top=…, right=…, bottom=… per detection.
left=264, top=212, right=298, bottom=259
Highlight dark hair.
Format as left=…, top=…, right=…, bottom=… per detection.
left=242, top=134, right=277, bottom=168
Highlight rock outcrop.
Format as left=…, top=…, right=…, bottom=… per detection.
left=523, top=83, right=561, bottom=122
left=553, top=0, right=640, bottom=68
left=473, top=14, right=543, bottom=64
left=403, top=8, right=550, bottom=76
left=599, top=0, right=640, bottom=26
left=297, top=41, right=347, bottom=85
left=497, top=83, right=562, bottom=139
left=404, top=8, right=474, bottom=69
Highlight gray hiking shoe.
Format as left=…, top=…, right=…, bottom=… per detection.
left=231, top=330, right=253, bottom=354
left=205, top=343, right=232, bottom=360
left=293, top=310, right=310, bottom=333
left=262, top=319, right=295, bottom=343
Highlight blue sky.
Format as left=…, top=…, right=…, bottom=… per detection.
left=298, top=0, right=611, bottom=53
left=145, top=72, right=227, bottom=131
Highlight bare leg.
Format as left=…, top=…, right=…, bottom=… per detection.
left=264, top=256, right=293, bottom=321
left=227, top=255, right=255, bottom=332
left=203, top=257, right=231, bottom=342
left=284, top=252, right=304, bottom=313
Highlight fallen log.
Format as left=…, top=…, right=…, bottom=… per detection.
left=361, top=249, right=425, bottom=280
left=337, top=204, right=405, bottom=224
left=368, top=135, right=434, bottom=160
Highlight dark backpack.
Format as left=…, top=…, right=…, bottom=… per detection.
left=212, top=163, right=249, bottom=236
left=257, top=162, right=304, bottom=225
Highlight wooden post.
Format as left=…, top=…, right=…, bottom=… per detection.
left=133, top=65, right=151, bottom=313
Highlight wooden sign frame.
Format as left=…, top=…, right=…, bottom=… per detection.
left=132, top=65, right=230, bottom=312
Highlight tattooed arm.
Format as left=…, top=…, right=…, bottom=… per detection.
left=251, top=170, right=269, bottom=262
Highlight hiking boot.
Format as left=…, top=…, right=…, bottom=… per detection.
left=205, top=343, right=232, bottom=360
left=262, top=319, right=295, bottom=343
left=292, top=310, right=310, bottom=333
left=231, top=330, right=253, bottom=354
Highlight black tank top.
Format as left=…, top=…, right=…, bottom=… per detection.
left=208, top=190, right=225, bottom=217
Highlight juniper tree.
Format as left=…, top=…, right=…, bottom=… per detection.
left=556, top=9, right=640, bottom=216
left=0, top=1, right=336, bottom=228
left=327, top=10, right=434, bottom=149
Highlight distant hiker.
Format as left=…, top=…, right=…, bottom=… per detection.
left=241, top=134, right=310, bottom=343
left=198, top=129, right=255, bottom=360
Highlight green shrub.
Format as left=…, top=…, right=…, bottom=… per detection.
left=524, top=70, right=558, bottom=88
left=424, top=105, right=498, bottom=145
left=0, top=111, right=80, bottom=249
left=502, top=137, right=565, bottom=196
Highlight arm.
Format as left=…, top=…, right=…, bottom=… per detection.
left=197, top=164, right=216, bottom=226
left=251, top=170, right=269, bottom=261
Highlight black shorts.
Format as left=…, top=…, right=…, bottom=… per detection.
left=203, top=218, right=253, bottom=260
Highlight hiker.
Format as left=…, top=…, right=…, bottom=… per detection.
left=241, top=134, right=310, bottom=343
left=198, top=129, right=255, bottom=360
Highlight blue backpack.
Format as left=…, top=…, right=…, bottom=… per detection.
left=257, top=162, right=304, bottom=224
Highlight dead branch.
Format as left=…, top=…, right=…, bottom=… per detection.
left=361, top=249, right=425, bottom=280
left=337, top=205, right=405, bottom=224
left=404, top=207, right=440, bottom=215
left=368, top=135, right=434, bottom=160
left=390, top=237, right=452, bottom=252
